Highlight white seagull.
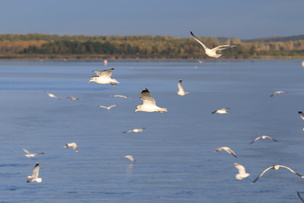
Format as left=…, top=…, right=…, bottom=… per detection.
left=112, top=95, right=129, bottom=99
left=270, top=90, right=287, bottom=97
left=135, top=88, right=167, bottom=113
left=249, top=135, right=278, bottom=144
left=89, top=68, right=119, bottom=86
left=212, top=108, right=230, bottom=114
left=45, top=92, right=60, bottom=100
left=123, top=128, right=145, bottom=133
left=97, top=104, right=117, bottom=110
left=67, top=96, right=79, bottom=100
left=190, top=31, right=237, bottom=58
left=22, top=148, right=45, bottom=158
left=214, top=146, right=237, bottom=158
left=27, top=162, right=42, bottom=183
left=64, top=142, right=78, bottom=152
left=234, top=163, right=250, bottom=180
left=125, top=155, right=136, bottom=162
left=252, top=164, right=304, bottom=183
left=298, top=111, right=304, bottom=120
left=177, top=79, right=189, bottom=96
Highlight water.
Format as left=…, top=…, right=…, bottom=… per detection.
left=1, top=59, right=304, bottom=202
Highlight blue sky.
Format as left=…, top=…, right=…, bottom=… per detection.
left=1, top=0, right=303, bottom=39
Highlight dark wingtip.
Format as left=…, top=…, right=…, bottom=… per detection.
left=142, top=88, right=149, bottom=93
left=190, top=31, right=194, bottom=36
left=299, top=111, right=303, bottom=114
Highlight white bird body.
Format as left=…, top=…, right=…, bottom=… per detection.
left=234, top=163, right=250, bottom=180
left=135, top=88, right=167, bottom=113
left=89, top=68, right=119, bottom=86
left=270, top=90, right=287, bottom=97
left=177, top=79, right=189, bottom=96
left=123, top=128, right=145, bottom=133
left=252, top=164, right=304, bottom=183
left=190, top=31, right=236, bottom=58
left=22, top=148, right=45, bottom=158
left=46, top=92, right=60, bottom=100
left=112, top=95, right=129, bottom=99
left=125, top=155, right=136, bottom=162
left=27, top=162, right=42, bottom=183
left=64, top=142, right=78, bottom=152
left=97, top=104, right=117, bottom=110
left=214, top=146, right=237, bottom=158
left=212, top=108, right=230, bottom=114
left=249, top=135, right=278, bottom=144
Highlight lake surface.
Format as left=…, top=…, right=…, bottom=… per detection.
left=1, top=59, right=304, bottom=202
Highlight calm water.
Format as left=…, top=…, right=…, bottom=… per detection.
left=1, top=59, right=304, bottom=202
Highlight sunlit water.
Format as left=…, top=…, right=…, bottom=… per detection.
left=1, top=59, right=304, bottom=202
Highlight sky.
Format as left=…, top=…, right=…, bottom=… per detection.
left=1, top=0, right=304, bottom=40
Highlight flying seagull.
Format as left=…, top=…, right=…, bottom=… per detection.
left=123, top=128, right=145, bottom=133
left=45, top=91, right=60, bottom=100
left=252, top=165, right=304, bottom=183
left=64, top=142, right=78, bottom=152
left=270, top=90, right=287, bottom=97
left=27, top=162, right=42, bottom=183
left=248, top=135, right=278, bottom=144
left=298, top=111, right=304, bottom=120
left=135, top=88, right=167, bottom=113
left=212, top=108, right=230, bottom=114
left=177, top=79, right=189, bottom=96
left=89, top=68, right=119, bottom=86
left=67, top=96, right=79, bottom=100
left=125, top=155, right=136, bottom=162
left=22, top=148, right=45, bottom=158
left=112, top=95, right=129, bottom=99
left=214, top=146, right=238, bottom=158
left=190, top=31, right=236, bottom=58
left=234, top=163, right=250, bottom=180
left=97, top=104, right=117, bottom=110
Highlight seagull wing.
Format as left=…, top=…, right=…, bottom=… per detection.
left=22, top=148, right=31, bottom=154
left=249, top=136, right=261, bottom=144
left=140, top=88, right=156, bottom=106
left=278, top=165, right=304, bottom=177
left=212, top=44, right=236, bottom=52
left=93, top=68, right=114, bottom=77
left=299, top=112, right=304, bottom=120
left=227, top=148, right=238, bottom=158
left=97, top=105, right=107, bottom=109
left=297, top=192, right=304, bottom=203
left=252, top=166, right=274, bottom=183
left=266, top=136, right=278, bottom=142
left=178, top=80, right=185, bottom=92
left=108, top=105, right=117, bottom=109
left=190, top=31, right=209, bottom=50
left=234, top=163, right=247, bottom=174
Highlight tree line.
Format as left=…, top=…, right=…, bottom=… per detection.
left=0, top=34, right=303, bottom=59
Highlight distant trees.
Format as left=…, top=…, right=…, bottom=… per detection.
left=0, top=33, right=303, bottom=58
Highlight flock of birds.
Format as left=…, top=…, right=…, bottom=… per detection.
left=19, top=31, right=304, bottom=202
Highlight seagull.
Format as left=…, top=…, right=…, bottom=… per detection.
left=27, top=162, right=42, bottom=183
left=212, top=108, right=230, bottom=114
left=64, top=142, right=78, bottom=152
left=190, top=31, right=237, bottom=58
left=67, top=96, right=79, bottom=100
left=45, top=92, right=60, bottom=100
left=125, top=155, right=136, bottom=162
left=270, top=90, right=287, bottom=97
left=248, top=135, right=278, bottom=144
left=297, top=192, right=304, bottom=203
left=214, top=146, right=237, bottom=158
left=112, top=95, right=129, bottom=99
left=123, top=128, right=145, bottom=133
left=177, top=79, right=189, bottom=96
left=89, top=68, right=119, bottom=86
left=97, top=104, right=117, bottom=110
left=298, top=111, right=304, bottom=120
left=22, top=148, right=45, bottom=158
left=234, top=163, right=250, bottom=180
left=252, top=165, right=304, bottom=183
left=135, top=88, right=167, bottom=113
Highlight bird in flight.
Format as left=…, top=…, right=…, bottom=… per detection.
left=89, top=68, right=119, bottom=86
left=22, top=148, right=45, bottom=158
left=135, top=88, right=167, bottom=113
left=27, top=162, right=42, bottom=183
left=248, top=135, right=278, bottom=144
left=177, top=79, right=189, bottom=96
left=212, top=108, right=230, bottom=114
left=190, top=31, right=237, bottom=58
left=214, top=146, right=238, bottom=158
left=234, top=163, right=250, bottom=180
left=97, top=104, right=117, bottom=110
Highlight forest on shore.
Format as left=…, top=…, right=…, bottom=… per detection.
left=0, top=33, right=303, bottom=59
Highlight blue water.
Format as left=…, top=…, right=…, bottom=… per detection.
left=1, top=59, right=304, bottom=202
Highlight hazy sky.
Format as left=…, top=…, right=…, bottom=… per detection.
left=1, top=0, right=303, bottom=39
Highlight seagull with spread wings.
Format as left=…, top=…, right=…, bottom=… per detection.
left=97, top=104, right=117, bottom=110
left=135, top=88, right=167, bottom=113
left=234, top=163, right=250, bottom=180
left=214, top=146, right=238, bottom=158
left=27, top=162, right=42, bottom=183
left=248, top=135, right=278, bottom=144
left=89, top=68, right=119, bottom=86
left=190, top=31, right=236, bottom=58
left=22, top=148, right=45, bottom=158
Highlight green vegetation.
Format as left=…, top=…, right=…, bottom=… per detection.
left=0, top=33, right=303, bottom=59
